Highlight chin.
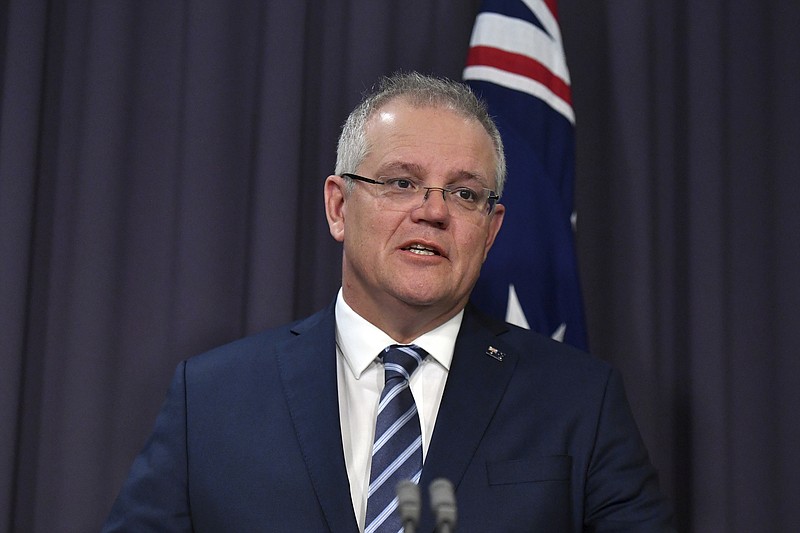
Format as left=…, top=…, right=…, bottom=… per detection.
left=393, top=286, right=461, bottom=310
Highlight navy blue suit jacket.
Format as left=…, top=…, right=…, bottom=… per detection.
left=104, top=302, right=672, bottom=532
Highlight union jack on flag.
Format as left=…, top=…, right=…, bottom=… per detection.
left=465, top=0, right=588, bottom=350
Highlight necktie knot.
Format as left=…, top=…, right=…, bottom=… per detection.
left=381, top=344, right=426, bottom=383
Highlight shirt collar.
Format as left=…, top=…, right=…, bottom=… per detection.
left=334, top=289, right=462, bottom=378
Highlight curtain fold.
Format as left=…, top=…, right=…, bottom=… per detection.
left=1, top=1, right=50, bottom=529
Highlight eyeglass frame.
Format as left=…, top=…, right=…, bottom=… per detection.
left=341, top=173, right=500, bottom=215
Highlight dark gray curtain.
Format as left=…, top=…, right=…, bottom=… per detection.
left=562, top=1, right=800, bottom=531
left=1, top=1, right=797, bottom=531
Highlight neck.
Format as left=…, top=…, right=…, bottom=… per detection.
left=341, top=290, right=466, bottom=344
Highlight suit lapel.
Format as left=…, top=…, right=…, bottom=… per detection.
left=276, top=304, right=359, bottom=533
left=419, top=306, right=517, bottom=530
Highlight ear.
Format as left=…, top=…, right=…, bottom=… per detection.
left=481, top=203, right=506, bottom=261
left=324, top=175, right=347, bottom=242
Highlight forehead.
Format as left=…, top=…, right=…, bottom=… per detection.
left=362, top=100, right=496, bottom=184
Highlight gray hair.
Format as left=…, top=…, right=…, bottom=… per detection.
left=335, top=72, right=506, bottom=197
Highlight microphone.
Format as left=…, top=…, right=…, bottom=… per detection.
left=396, top=480, right=421, bottom=533
left=429, top=478, right=457, bottom=533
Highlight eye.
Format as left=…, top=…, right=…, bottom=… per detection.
left=383, top=177, right=418, bottom=191
left=452, top=187, right=479, bottom=203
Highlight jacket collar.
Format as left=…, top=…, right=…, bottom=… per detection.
left=417, top=305, right=516, bottom=531
left=279, top=302, right=359, bottom=533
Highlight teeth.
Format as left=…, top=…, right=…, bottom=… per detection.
left=409, top=248, right=435, bottom=256
left=407, top=244, right=437, bottom=256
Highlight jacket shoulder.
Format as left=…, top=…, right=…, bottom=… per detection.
left=185, top=304, right=334, bottom=375
left=466, top=304, right=613, bottom=376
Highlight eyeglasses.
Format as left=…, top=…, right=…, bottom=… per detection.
left=342, top=173, right=499, bottom=216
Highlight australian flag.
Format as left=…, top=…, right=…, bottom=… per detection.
left=465, top=0, right=588, bottom=350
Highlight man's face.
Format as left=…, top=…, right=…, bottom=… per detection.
left=325, top=99, right=505, bottom=329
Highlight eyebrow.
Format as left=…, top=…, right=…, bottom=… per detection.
left=376, top=162, right=491, bottom=188
left=375, top=161, right=425, bottom=177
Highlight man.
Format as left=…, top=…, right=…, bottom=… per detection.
left=104, top=72, right=673, bottom=531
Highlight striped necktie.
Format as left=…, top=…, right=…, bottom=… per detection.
left=365, top=344, right=427, bottom=533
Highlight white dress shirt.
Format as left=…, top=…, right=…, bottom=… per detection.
left=334, top=289, right=462, bottom=532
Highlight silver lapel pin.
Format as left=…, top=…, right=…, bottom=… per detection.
left=485, top=346, right=505, bottom=361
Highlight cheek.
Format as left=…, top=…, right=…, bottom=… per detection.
left=348, top=216, right=395, bottom=258
left=456, top=233, right=495, bottom=278
left=363, top=212, right=406, bottom=244
left=457, top=225, right=492, bottom=259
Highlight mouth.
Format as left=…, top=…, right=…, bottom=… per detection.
left=402, top=243, right=443, bottom=257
